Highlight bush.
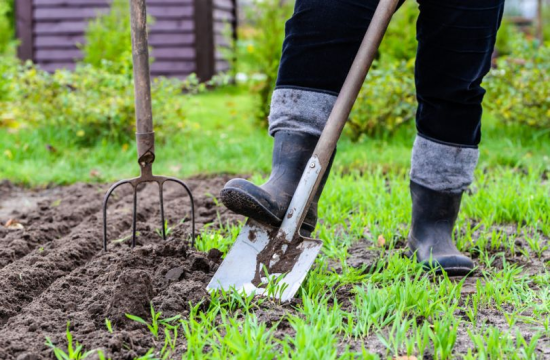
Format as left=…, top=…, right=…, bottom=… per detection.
left=484, top=35, right=550, bottom=129
left=0, top=58, right=201, bottom=145
left=347, top=60, right=417, bottom=140
left=544, top=4, right=550, bottom=46
left=494, top=18, right=517, bottom=56
left=81, top=0, right=137, bottom=74
left=235, top=0, right=294, bottom=125
left=378, top=1, right=419, bottom=63
left=0, top=0, right=15, bottom=55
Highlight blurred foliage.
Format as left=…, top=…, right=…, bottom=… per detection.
left=347, top=60, right=417, bottom=140
left=544, top=3, right=550, bottom=45
left=495, top=18, right=518, bottom=56
left=0, top=0, right=15, bottom=55
left=81, top=0, right=138, bottom=74
left=378, top=2, right=519, bottom=61
left=233, top=0, right=294, bottom=126
left=0, top=57, right=203, bottom=145
left=378, top=1, right=419, bottom=63
left=484, top=34, right=550, bottom=129
left=218, top=22, right=238, bottom=80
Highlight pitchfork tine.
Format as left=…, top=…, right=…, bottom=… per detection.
left=102, top=179, right=131, bottom=251
left=159, top=182, right=166, bottom=240
left=165, top=178, right=196, bottom=246
left=131, top=186, right=138, bottom=248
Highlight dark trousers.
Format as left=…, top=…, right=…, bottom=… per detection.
left=276, top=0, right=505, bottom=147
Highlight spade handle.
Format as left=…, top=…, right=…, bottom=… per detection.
left=280, top=0, right=400, bottom=239
left=314, top=0, right=400, bottom=163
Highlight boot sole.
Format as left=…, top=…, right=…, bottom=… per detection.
left=220, top=187, right=283, bottom=228
left=220, top=187, right=315, bottom=234
left=404, top=250, right=474, bottom=277
left=425, top=265, right=473, bottom=277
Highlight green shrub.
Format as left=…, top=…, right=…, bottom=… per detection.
left=0, top=0, right=15, bottom=55
left=484, top=36, right=550, bottom=129
left=347, top=60, right=417, bottom=140
left=236, top=0, right=294, bottom=126
left=495, top=18, right=517, bottom=56
left=0, top=55, right=16, bottom=102
left=81, top=0, right=136, bottom=74
left=0, top=58, right=200, bottom=145
left=378, top=1, right=419, bottom=63
left=544, top=4, right=550, bottom=46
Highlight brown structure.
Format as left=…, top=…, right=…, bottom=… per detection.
left=14, top=0, right=237, bottom=81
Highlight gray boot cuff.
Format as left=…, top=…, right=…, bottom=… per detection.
left=410, top=135, right=479, bottom=193
left=268, top=88, right=337, bottom=137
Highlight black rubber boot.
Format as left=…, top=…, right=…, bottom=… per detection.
left=407, top=181, right=474, bottom=276
left=220, top=131, right=333, bottom=236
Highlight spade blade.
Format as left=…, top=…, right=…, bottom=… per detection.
left=206, top=219, right=323, bottom=303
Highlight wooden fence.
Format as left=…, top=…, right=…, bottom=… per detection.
left=14, top=0, right=237, bottom=81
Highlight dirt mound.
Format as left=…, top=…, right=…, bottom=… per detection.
left=0, top=176, right=242, bottom=359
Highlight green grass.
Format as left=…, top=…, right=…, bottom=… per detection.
left=1, top=85, right=549, bottom=185
left=5, top=85, right=550, bottom=358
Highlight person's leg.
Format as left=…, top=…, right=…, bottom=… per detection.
left=221, top=0, right=382, bottom=234
left=409, top=0, right=505, bottom=274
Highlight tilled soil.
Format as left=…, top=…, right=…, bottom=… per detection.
left=0, top=176, right=243, bottom=359
left=1, top=178, right=549, bottom=358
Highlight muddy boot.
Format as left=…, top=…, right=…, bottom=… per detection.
left=407, top=180, right=474, bottom=276
left=220, top=131, right=333, bottom=236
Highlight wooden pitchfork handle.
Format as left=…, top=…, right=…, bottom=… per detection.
left=130, top=0, right=155, bottom=169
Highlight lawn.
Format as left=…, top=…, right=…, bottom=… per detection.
left=1, top=86, right=549, bottom=358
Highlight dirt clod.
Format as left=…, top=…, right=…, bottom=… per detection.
left=165, top=266, right=186, bottom=281
left=108, top=269, right=154, bottom=325
left=191, top=254, right=211, bottom=273
left=207, top=248, right=223, bottom=263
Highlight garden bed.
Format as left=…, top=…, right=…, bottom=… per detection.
left=0, top=177, right=548, bottom=358
left=0, top=177, right=242, bottom=359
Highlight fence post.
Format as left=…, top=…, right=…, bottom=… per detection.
left=194, top=0, right=215, bottom=82
left=15, top=0, right=34, bottom=61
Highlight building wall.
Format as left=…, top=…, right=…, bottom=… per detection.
left=15, top=0, right=236, bottom=80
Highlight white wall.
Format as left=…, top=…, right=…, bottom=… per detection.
left=504, top=0, right=542, bottom=19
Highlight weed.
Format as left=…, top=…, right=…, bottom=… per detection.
left=104, top=318, right=113, bottom=334
left=376, top=313, right=414, bottom=357
left=155, top=220, right=173, bottom=239
left=45, top=322, right=96, bottom=360
left=125, top=303, right=180, bottom=339
left=112, top=232, right=141, bottom=244
left=210, top=285, right=264, bottom=313
left=430, top=311, right=459, bottom=359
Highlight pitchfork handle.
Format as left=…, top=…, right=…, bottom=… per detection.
left=130, top=0, right=155, bottom=161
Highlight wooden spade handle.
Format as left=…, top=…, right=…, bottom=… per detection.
left=293, top=0, right=401, bottom=231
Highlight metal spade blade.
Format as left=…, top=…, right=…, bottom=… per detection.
left=206, top=219, right=323, bottom=303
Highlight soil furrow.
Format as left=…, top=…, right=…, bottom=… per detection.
left=0, top=176, right=241, bottom=359
left=0, top=183, right=133, bottom=269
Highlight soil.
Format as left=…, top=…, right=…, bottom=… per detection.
left=0, top=178, right=548, bottom=359
left=251, top=229, right=311, bottom=287
left=0, top=176, right=243, bottom=360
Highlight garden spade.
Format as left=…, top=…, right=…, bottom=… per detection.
left=102, top=0, right=195, bottom=250
left=207, top=0, right=400, bottom=302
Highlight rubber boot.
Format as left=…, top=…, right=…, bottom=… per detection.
left=220, top=131, right=333, bottom=236
left=407, top=181, right=474, bottom=276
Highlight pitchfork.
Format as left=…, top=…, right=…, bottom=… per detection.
left=102, top=0, right=195, bottom=250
